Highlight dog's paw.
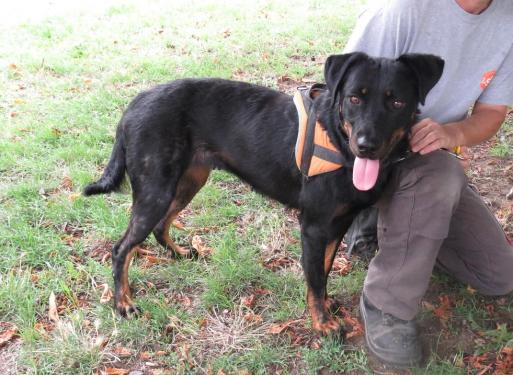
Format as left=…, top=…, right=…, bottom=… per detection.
left=312, top=317, right=342, bottom=338
left=115, top=296, right=141, bottom=318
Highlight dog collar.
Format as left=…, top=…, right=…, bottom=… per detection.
left=294, top=85, right=345, bottom=177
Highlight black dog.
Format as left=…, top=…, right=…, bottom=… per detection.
left=84, top=52, right=443, bottom=336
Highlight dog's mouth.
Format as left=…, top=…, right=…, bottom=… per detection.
left=342, top=122, right=381, bottom=191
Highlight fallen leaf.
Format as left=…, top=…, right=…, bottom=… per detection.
left=0, top=322, right=18, bottom=348
left=191, top=235, right=214, bottom=257
left=140, top=351, right=152, bottom=360
left=104, top=368, right=129, bottom=375
left=68, top=193, right=80, bottom=202
left=243, top=313, right=263, bottom=324
left=495, top=346, right=513, bottom=374
left=268, top=319, right=302, bottom=334
left=334, top=307, right=363, bottom=339
left=34, top=321, right=54, bottom=334
left=310, top=340, right=322, bottom=350
left=139, top=255, right=170, bottom=268
left=464, top=351, right=492, bottom=370
left=263, top=255, right=295, bottom=271
left=331, top=255, right=352, bottom=276
left=433, top=295, right=452, bottom=320
left=112, top=346, right=132, bottom=357
left=241, top=294, right=257, bottom=309
left=422, top=301, right=436, bottom=311
left=48, top=292, right=60, bottom=322
left=254, top=288, right=271, bottom=295
left=467, top=285, right=477, bottom=295
left=93, top=335, right=109, bottom=349
left=60, top=176, right=73, bottom=191
left=99, top=284, right=113, bottom=304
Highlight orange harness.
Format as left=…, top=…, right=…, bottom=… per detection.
left=294, top=86, right=345, bottom=177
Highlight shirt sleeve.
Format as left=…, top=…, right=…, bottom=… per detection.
left=478, top=45, right=513, bottom=106
left=343, top=0, right=417, bottom=58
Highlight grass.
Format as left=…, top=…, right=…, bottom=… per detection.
left=490, top=115, right=513, bottom=156
left=1, top=0, right=512, bottom=374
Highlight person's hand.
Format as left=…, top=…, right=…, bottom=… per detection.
left=410, top=118, right=470, bottom=169
left=409, top=118, right=457, bottom=155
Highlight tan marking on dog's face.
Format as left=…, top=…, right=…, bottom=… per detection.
left=343, top=121, right=353, bottom=138
left=361, top=88, right=368, bottom=95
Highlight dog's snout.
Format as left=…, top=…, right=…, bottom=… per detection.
left=356, top=135, right=378, bottom=155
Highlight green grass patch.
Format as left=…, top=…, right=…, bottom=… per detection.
left=1, top=0, right=512, bottom=373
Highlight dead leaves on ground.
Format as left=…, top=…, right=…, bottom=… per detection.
left=48, top=291, right=60, bottom=322
left=263, top=255, right=296, bottom=271
left=0, top=322, right=18, bottom=348
left=423, top=294, right=453, bottom=324
left=464, top=346, right=513, bottom=375
left=331, top=253, right=352, bottom=276
left=103, top=368, right=130, bottom=375
left=268, top=318, right=321, bottom=348
left=337, top=306, right=363, bottom=339
left=98, top=284, right=113, bottom=304
left=135, top=246, right=172, bottom=268
left=191, top=235, right=214, bottom=258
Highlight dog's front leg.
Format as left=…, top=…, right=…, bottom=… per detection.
left=300, top=222, right=341, bottom=336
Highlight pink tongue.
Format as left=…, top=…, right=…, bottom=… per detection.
left=353, top=157, right=380, bottom=191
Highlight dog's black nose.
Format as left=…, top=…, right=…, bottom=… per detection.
left=356, top=136, right=378, bottom=154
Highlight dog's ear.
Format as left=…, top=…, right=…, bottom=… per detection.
left=324, top=52, right=369, bottom=107
left=397, top=54, right=444, bottom=105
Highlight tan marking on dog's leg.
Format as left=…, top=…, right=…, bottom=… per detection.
left=323, top=240, right=338, bottom=277
left=307, top=287, right=341, bottom=336
left=323, top=240, right=340, bottom=313
left=155, top=164, right=210, bottom=257
left=115, top=246, right=139, bottom=315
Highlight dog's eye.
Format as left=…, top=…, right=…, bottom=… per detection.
left=392, top=100, right=406, bottom=109
left=349, top=96, right=361, bottom=105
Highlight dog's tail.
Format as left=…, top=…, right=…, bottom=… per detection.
left=83, top=131, right=126, bottom=196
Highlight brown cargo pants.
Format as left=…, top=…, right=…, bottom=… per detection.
left=364, top=150, right=513, bottom=321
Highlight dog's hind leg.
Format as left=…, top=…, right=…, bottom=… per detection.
left=113, top=170, right=183, bottom=317
left=153, top=163, right=211, bottom=257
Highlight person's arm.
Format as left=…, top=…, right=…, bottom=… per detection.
left=410, top=102, right=508, bottom=155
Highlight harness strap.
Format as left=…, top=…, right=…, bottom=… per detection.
left=313, top=145, right=345, bottom=165
left=294, top=85, right=344, bottom=177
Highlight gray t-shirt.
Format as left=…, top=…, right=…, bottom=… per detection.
left=344, top=0, right=513, bottom=123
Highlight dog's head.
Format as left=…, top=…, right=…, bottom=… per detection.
left=324, top=52, right=444, bottom=191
